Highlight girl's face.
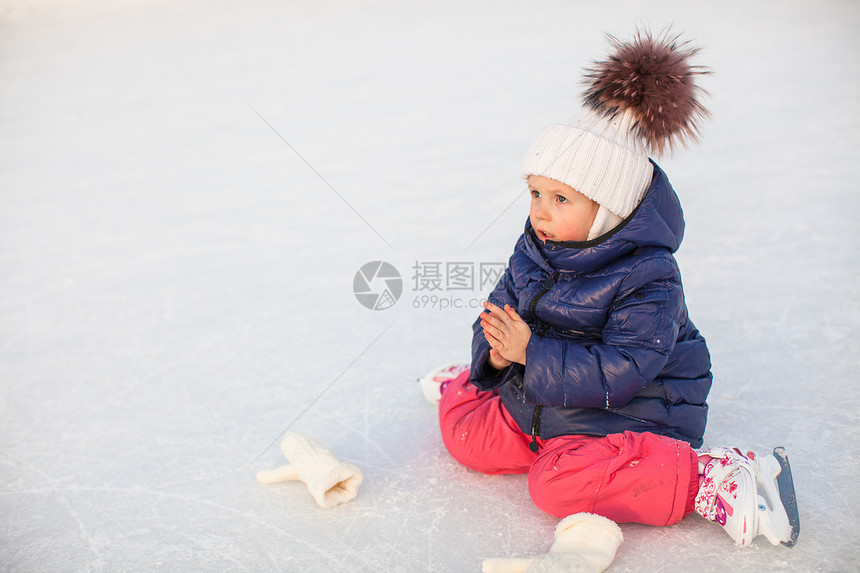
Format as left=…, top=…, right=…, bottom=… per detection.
left=528, top=175, right=599, bottom=243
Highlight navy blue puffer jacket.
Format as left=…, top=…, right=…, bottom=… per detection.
left=470, top=162, right=712, bottom=448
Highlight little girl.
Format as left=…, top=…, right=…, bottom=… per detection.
left=421, top=30, right=799, bottom=548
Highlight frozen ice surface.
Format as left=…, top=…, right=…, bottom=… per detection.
left=1, top=0, right=858, bottom=571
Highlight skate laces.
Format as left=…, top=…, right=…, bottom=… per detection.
left=419, top=362, right=470, bottom=404
left=432, top=363, right=469, bottom=382
left=433, top=364, right=469, bottom=393
left=694, top=447, right=755, bottom=521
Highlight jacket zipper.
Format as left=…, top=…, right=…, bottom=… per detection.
left=526, top=271, right=556, bottom=454
left=529, top=406, right=543, bottom=452
left=528, top=272, right=559, bottom=316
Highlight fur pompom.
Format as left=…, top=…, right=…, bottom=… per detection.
left=582, top=29, right=711, bottom=156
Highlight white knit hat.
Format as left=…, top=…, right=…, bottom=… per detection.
left=522, top=109, right=653, bottom=240
left=521, top=30, right=710, bottom=241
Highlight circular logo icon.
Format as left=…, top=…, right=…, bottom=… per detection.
left=353, top=261, right=402, bottom=310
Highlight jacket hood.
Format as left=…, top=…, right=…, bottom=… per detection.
left=523, top=161, right=685, bottom=274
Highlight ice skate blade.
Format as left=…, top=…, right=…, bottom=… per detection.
left=754, top=447, right=800, bottom=547
left=773, top=447, right=800, bottom=547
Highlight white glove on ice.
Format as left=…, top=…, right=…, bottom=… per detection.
left=256, top=432, right=363, bottom=508
left=482, top=512, right=623, bottom=573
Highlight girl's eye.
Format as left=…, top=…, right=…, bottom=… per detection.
left=531, top=190, right=541, bottom=198
left=556, top=195, right=567, bottom=203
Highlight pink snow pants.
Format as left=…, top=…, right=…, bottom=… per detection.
left=438, top=371, right=699, bottom=525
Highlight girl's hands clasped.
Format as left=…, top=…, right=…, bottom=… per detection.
left=481, top=301, right=531, bottom=368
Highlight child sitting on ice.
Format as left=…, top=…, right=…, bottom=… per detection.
left=421, top=30, right=798, bottom=548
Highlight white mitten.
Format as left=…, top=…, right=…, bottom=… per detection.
left=482, top=513, right=623, bottom=573
left=256, top=432, right=363, bottom=508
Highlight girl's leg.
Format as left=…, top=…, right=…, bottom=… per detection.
left=438, top=371, right=538, bottom=475
left=528, top=431, right=699, bottom=526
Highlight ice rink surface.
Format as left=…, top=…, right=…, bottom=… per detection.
left=1, top=0, right=859, bottom=571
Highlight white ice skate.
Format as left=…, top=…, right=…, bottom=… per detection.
left=417, top=361, right=470, bottom=403
left=695, top=446, right=800, bottom=547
